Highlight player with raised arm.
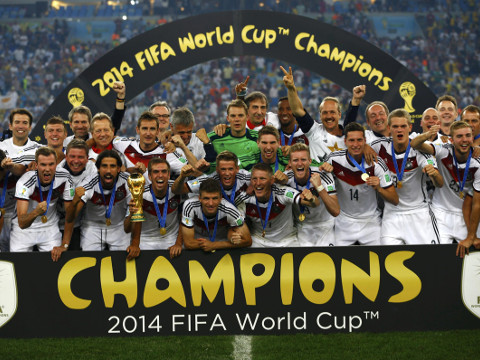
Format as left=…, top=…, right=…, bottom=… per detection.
left=411, top=121, right=480, bottom=250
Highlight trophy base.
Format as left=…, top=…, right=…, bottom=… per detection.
left=130, top=213, right=146, bottom=222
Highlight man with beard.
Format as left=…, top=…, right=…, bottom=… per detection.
left=285, top=143, right=339, bottom=246
left=276, top=96, right=308, bottom=146
left=326, top=122, right=398, bottom=246
left=181, top=178, right=251, bottom=252
left=412, top=121, right=480, bottom=248
left=124, top=158, right=183, bottom=260
left=281, top=66, right=364, bottom=162
left=10, top=147, right=74, bottom=252
left=236, top=163, right=318, bottom=247
left=370, top=109, right=443, bottom=245
left=52, top=150, right=131, bottom=261
left=172, top=151, right=250, bottom=205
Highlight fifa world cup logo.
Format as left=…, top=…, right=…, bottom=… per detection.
left=68, top=87, right=85, bottom=107
left=399, top=82, right=416, bottom=113
left=127, top=173, right=146, bottom=222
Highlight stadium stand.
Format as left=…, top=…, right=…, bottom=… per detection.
left=0, top=0, right=478, bottom=137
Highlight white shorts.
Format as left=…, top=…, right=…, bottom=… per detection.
left=432, top=206, right=466, bottom=244
left=140, top=235, right=177, bottom=250
left=334, top=212, right=381, bottom=246
left=297, top=220, right=335, bottom=247
left=0, top=216, right=12, bottom=252
left=251, top=234, right=299, bottom=248
left=81, top=225, right=130, bottom=251
left=381, top=207, right=440, bottom=245
left=10, top=224, right=62, bottom=252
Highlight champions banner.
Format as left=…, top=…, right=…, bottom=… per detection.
left=32, top=10, right=436, bottom=139
left=0, top=246, right=479, bottom=338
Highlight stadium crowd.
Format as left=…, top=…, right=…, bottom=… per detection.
left=0, top=0, right=479, bottom=137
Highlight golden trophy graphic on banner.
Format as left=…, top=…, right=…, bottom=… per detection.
left=399, top=82, right=416, bottom=113
left=127, top=173, right=146, bottom=222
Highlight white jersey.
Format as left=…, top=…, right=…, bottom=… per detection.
left=371, top=138, right=437, bottom=213
left=237, top=184, right=300, bottom=246
left=56, top=159, right=98, bottom=229
left=246, top=112, right=280, bottom=131
left=431, top=143, right=480, bottom=213
left=187, top=169, right=251, bottom=204
left=112, top=138, right=188, bottom=179
left=0, top=138, right=41, bottom=158
left=0, top=155, right=35, bottom=217
left=327, top=150, right=393, bottom=219
left=13, top=168, right=74, bottom=230
left=297, top=111, right=344, bottom=163
left=181, top=197, right=244, bottom=241
left=88, top=143, right=127, bottom=167
left=365, top=130, right=386, bottom=145
left=80, top=172, right=131, bottom=228
left=285, top=167, right=336, bottom=243
left=184, top=134, right=206, bottom=160
left=63, top=133, right=92, bottom=147
left=139, top=182, right=182, bottom=246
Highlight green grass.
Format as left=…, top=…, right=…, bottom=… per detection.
left=0, top=330, right=479, bottom=360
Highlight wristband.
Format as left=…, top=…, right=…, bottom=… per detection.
left=237, top=88, right=247, bottom=97
left=116, top=97, right=125, bottom=102
left=316, top=185, right=324, bottom=193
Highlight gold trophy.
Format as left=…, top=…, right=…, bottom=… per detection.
left=399, top=82, right=416, bottom=113
left=127, top=173, right=146, bottom=222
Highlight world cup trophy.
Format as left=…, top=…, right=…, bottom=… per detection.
left=127, top=173, right=146, bottom=222
left=399, top=82, right=416, bottom=113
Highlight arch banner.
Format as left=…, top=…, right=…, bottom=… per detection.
left=32, top=10, right=436, bottom=139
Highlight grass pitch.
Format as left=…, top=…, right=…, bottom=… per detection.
left=0, top=330, right=478, bottom=360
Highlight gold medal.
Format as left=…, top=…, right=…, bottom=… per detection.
left=397, top=181, right=403, bottom=189
left=459, top=191, right=465, bottom=199
left=361, top=173, right=369, bottom=182
left=106, top=218, right=111, bottom=226
left=159, top=227, right=167, bottom=235
left=41, top=215, right=47, bottom=223
left=0, top=208, right=5, bottom=216
left=262, top=230, right=266, bottom=237
left=299, top=213, right=305, bottom=222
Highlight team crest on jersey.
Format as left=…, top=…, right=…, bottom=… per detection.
left=0, top=261, right=18, bottom=329
left=405, top=160, right=413, bottom=170
left=461, top=252, right=480, bottom=320
left=170, top=200, right=178, bottom=209
left=272, top=204, right=281, bottom=213
left=115, top=190, right=126, bottom=200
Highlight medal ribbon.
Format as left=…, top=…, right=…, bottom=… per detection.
left=255, top=191, right=273, bottom=234
left=98, top=175, right=117, bottom=221
left=347, top=153, right=367, bottom=174
left=220, top=178, right=237, bottom=205
left=391, top=140, right=411, bottom=182
left=475, top=134, right=480, bottom=141
left=202, top=211, right=219, bottom=242
left=37, top=174, right=55, bottom=217
left=294, top=169, right=311, bottom=215
left=0, top=171, right=10, bottom=209
left=260, top=153, right=279, bottom=173
left=452, top=148, right=472, bottom=193
left=150, top=186, right=169, bottom=231
left=280, top=124, right=297, bottom=146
